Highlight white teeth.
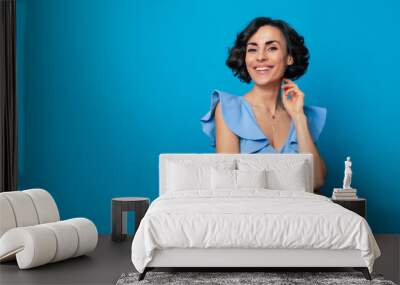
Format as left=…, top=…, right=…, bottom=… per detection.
left=256, top=67, right=272, bottom=71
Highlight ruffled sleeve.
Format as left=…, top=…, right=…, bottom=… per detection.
left=200, top=90, right=265, bottom=147
left=302, top=105, right=327, bottom=143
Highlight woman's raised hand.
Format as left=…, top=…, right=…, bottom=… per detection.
left=281, top=78, right=305, bottom=119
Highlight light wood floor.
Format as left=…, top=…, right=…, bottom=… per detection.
left=0, top=235, right=399, bottom=284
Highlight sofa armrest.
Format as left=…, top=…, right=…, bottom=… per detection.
left=0, top=218, right=97, bottom=269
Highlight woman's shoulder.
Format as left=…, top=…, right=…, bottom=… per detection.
left=303, top=105, right=327, bottom=125
left=303, top=105, right=327, bottom=142
left=304, top=105, right=327, bottom=115
left=210, top=89, right=242, bottom=105
left=200, top=89, right=265, bottom=147
left=207, top=89, right=246, bottom=123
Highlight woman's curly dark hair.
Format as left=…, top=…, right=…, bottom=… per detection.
left=226, top=17, right=309, bottom=83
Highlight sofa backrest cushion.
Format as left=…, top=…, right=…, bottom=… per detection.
left=0, top=189, right=60, bottom=238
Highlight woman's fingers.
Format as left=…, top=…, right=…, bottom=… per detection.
left=282, top=79, right=299, bottom=90
left=282, top=78, right=304, bottom=102
left=282, top=82, right=297, bottom=90
left=283, top=86, right=300, bottom=99
left=281, top=79, right=305, bottom=116
left=283, top=78, right=295, bottom=84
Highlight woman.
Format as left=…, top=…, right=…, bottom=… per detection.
left=201, top=17, right=327, bottom=189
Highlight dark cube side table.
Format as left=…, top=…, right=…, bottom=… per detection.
left=331, top=197, right=366, bottom=218
left=112, top=197, right=150, bottom=242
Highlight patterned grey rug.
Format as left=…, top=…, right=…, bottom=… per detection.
left=116, top=271, right=396, bottom=285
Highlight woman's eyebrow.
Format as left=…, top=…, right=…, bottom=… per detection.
left=247, top=40, right=280, bottom=46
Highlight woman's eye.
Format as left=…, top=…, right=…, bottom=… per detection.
left=247, top=49, right=257, bottom=52
left=268, top=47, right=278, bottom=51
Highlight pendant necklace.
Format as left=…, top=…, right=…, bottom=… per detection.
left=249, top=103, right=280, bottom=137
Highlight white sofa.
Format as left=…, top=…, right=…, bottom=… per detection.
left=0, top=188, right=98, bottom=269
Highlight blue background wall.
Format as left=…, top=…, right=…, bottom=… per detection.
left=16, top=0, right=400, bottom=234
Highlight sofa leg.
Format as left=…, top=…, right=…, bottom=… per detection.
left=354, top=267, right=371, bottom=280
left=138, top=268, right=148, bottom=281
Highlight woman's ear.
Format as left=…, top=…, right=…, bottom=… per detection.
left=287, top=55, right=294, bottom=65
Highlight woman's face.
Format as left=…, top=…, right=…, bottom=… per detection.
left=245, top=25, right=293, bottom=86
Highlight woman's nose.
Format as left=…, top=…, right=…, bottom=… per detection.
left=256, top=50, right=267, bottom=61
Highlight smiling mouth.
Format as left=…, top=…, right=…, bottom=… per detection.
left=254, top=66, right=274, bottom=74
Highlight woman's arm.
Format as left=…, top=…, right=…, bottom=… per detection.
left=281, top=79, right=327, bottom=190
left=293, top=113, right=327, bottom=189
left=215, top=103, right=240, bottom=153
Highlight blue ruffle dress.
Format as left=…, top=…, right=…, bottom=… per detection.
left=200, top=90, right=327, bottom=153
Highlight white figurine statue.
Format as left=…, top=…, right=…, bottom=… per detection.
left=342, top=156, right=352, bottom=189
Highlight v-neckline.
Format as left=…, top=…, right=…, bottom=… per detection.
left=240, top=96, right=294, bottom=153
